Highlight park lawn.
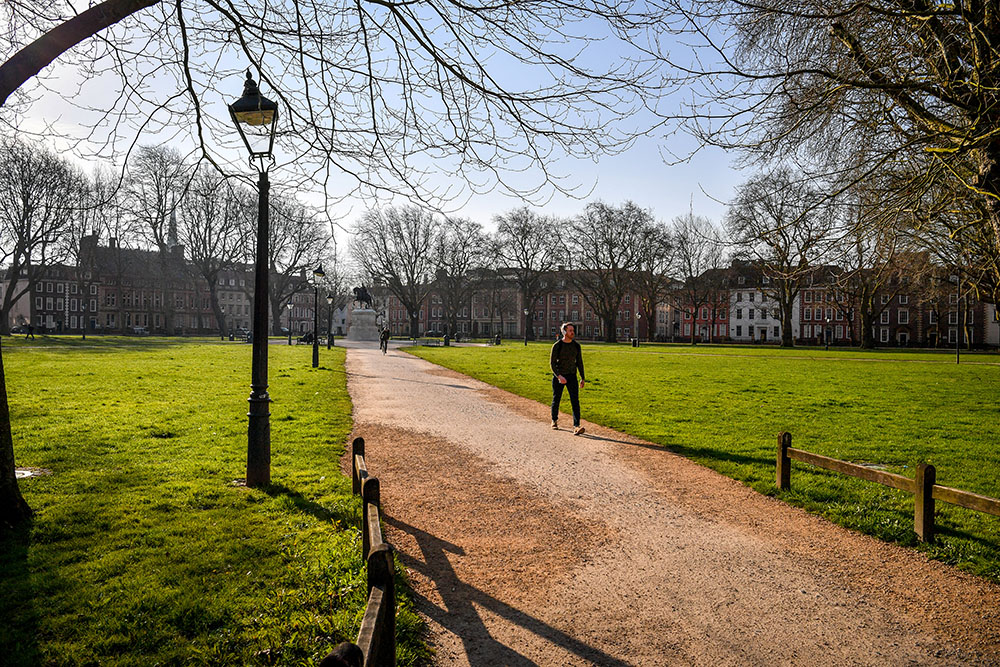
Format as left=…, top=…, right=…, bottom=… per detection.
left=0, top=338, right=427, bottom=666
left=409, top=342, right=1000, bottom=581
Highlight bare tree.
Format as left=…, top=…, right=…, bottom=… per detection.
left=671, top=0, right=1000, bottom=304
left=63, top=166, right=127, bottom=339
left=0, top=136, right=79, bottom=335
left=246, top=195, right=331, bottom=335
left=632, top=220, right=674, bottom=342
left=179, top=168, right=245, bottom=337
left=433, top=217, right=486, bottom=337
left=566, top=201, right=649, bottom=344
left=726, top=167, right=834, bottom=347
left=494, top=207, right=562, bottom=340
left=351, top=206, right=439, bottom=338
left=670, top=212, right=725, bottom=344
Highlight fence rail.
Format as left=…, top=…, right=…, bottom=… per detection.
left=776, top=431, right=1000, bottom=542
left=321, top=436, right=395, bottom=667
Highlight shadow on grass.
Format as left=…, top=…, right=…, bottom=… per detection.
left=665, top=442, right=773, bottom=468
left=0, top=522, right=40, bottom=665
left=384, top=514, right=632, bottom=667
left=264, top=483, right=355, bottom=526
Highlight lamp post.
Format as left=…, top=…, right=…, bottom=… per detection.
left=637, top=311, right=642, bottom=344
left=229, top=70, right=279, bottom=488
left=824, top=316, right=831, bottom=351
left=220, top=306, right=226, bottom=341
left=312, top=265, right=325, bottom=368
left=326, top=294, right=334, bottom=349
left=523, top=308, right=529, bottom=346
left=286, top=302, right=293, bottom=345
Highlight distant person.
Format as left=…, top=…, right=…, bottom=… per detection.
left=25, top=324, right=35, bottom=340
left=494, top=333, right=501, bottom=346
left=379, top=327, right=390, bottom=354
left=550, top=322, right=586, bottom=435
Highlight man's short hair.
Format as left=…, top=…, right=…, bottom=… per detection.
left=560, top=322, right=575, bottom=335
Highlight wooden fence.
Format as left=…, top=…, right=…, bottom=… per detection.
left=320, top=436, right=395, bottom=666
left=776, top=431, right=1000, bottom=542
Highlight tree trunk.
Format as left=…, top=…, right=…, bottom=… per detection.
left=409, top=313, right=419, bottom=338
left=0, top=339, right=31, bottom=531
left=270, top=298, right=284, bottom=337
left=603, top=315, right=616, bottom=343
left=860, top=310, right=876, bottom=349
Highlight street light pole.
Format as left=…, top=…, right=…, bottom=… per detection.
left=229, top=70, right=279, bottom=488
left=326, top=294, right=334, bottom=349
left=312, top=265, right=325, bottom=368
left=286, top=302, right=293, bottom=345
left=523, top=308, right=529, bottom=346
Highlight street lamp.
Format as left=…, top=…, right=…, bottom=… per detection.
left=286, top=302, right=293, bottom=345
left=220, top=306, right=226, bottom=341
left=523, top=308, right=529, bottom=346
left=326, top=293, right=334, bottom=349
left=637, top=311, right=642, bottom=344
left=312, top=265, right=325, bottom=368
left=229, top=69, right=279, bottom=488
left=824, top=316, right=831, bottom=351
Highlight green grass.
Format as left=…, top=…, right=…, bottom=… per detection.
left=409, top=341, right=1000, bottom=581
left=0, top=337, right=427, bottom=666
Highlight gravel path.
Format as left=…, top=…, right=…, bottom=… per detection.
left=342, top=340, right=1000, bottom=666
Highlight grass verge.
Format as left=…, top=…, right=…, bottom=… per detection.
left=408, top=341, right=1000, bottom=582
left=0, top=337, right=427, bottom=666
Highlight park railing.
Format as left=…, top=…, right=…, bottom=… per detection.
left=320, top=436, right=396, bottom=667
left=776, top=431, right=1000, bottom=542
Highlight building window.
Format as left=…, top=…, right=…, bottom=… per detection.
left=56, top=298, right=63, bottom=310
left=881, top=294, right=890, bottom=304
left=559, top=295, right=566, bottom=304
left=948, top=311, right=957, bottom=325
left=624, top=327, right=630, bottom=336
left=71, top=283, right=78, bottom=294
left=836, top=310, right=844, bottom=321
left=616, top=327, right=622, bottom=336
left=700, top=308, right=708, bottom=320
left=624, top=294, right=631, bottom=304
left=899, top=295, right=908, bottom=305
left=804, top=291, right=812, bottom=303
left=684, top=323, right=691, bottom=335
left=929, top=310, right=938, bottom=324
left=572, top=294, right=579, bottom=304
left=773, top=326, right=779, bottom=337
left=736, top=325, right=742, bottom=336
left=948, top=328, right=957, bottom=343
left=760, top=309, right=767, bottom=319
left=880, top=310, right=890, bottom=324
left=35, top=297, right=43, bottom=310
left=880, top=327, right=889, bottom=343
left=57, top=283, right=65, bottom=294
left=804, top=307, right=811, bottom=321
left=572, top=310, right=578, bottom=320
left=46, top=297, right=53, bottom=310
left=749, top=293, right=755, bottom=302
left=898, top=309, right=909, bottom=324
left=835, top=325, right=843, bottom=339
left=624, top=310, right=630, bottom=320
left=736, top=308, right=743, bottom=320
left=551, top=295, right=558, bottom=304
left=748, top=309, right=755, bottom=320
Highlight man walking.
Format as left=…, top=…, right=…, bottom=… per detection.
left=550, top=322, right=586, bottom=435
left=379, top=327, right=390, bottom=355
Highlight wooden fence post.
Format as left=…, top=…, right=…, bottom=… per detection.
left=776, top=432, right=791, bottom=491
left=361, top=476, right=380, bottom=560
left=367, top=543, right=396, bottom=667
left=352, top=437, right=365, bottom=495
left=914, top=462, right=936, bottom=543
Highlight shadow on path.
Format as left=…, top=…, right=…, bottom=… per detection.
left=385, top=514, right=631, bottom=667
left=347, top=370, right=473, bottom=391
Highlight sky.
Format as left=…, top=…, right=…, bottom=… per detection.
left=7, top=2, right=749, bottom=245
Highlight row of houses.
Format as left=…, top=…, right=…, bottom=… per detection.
left=2, top=235, right=343, bottom=337
left=5, top=235, right=998, bottom=348
left=382, top=261, right=1000, bottom=348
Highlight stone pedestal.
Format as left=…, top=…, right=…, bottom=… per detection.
left=346, top=308, right=380, bottom=341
